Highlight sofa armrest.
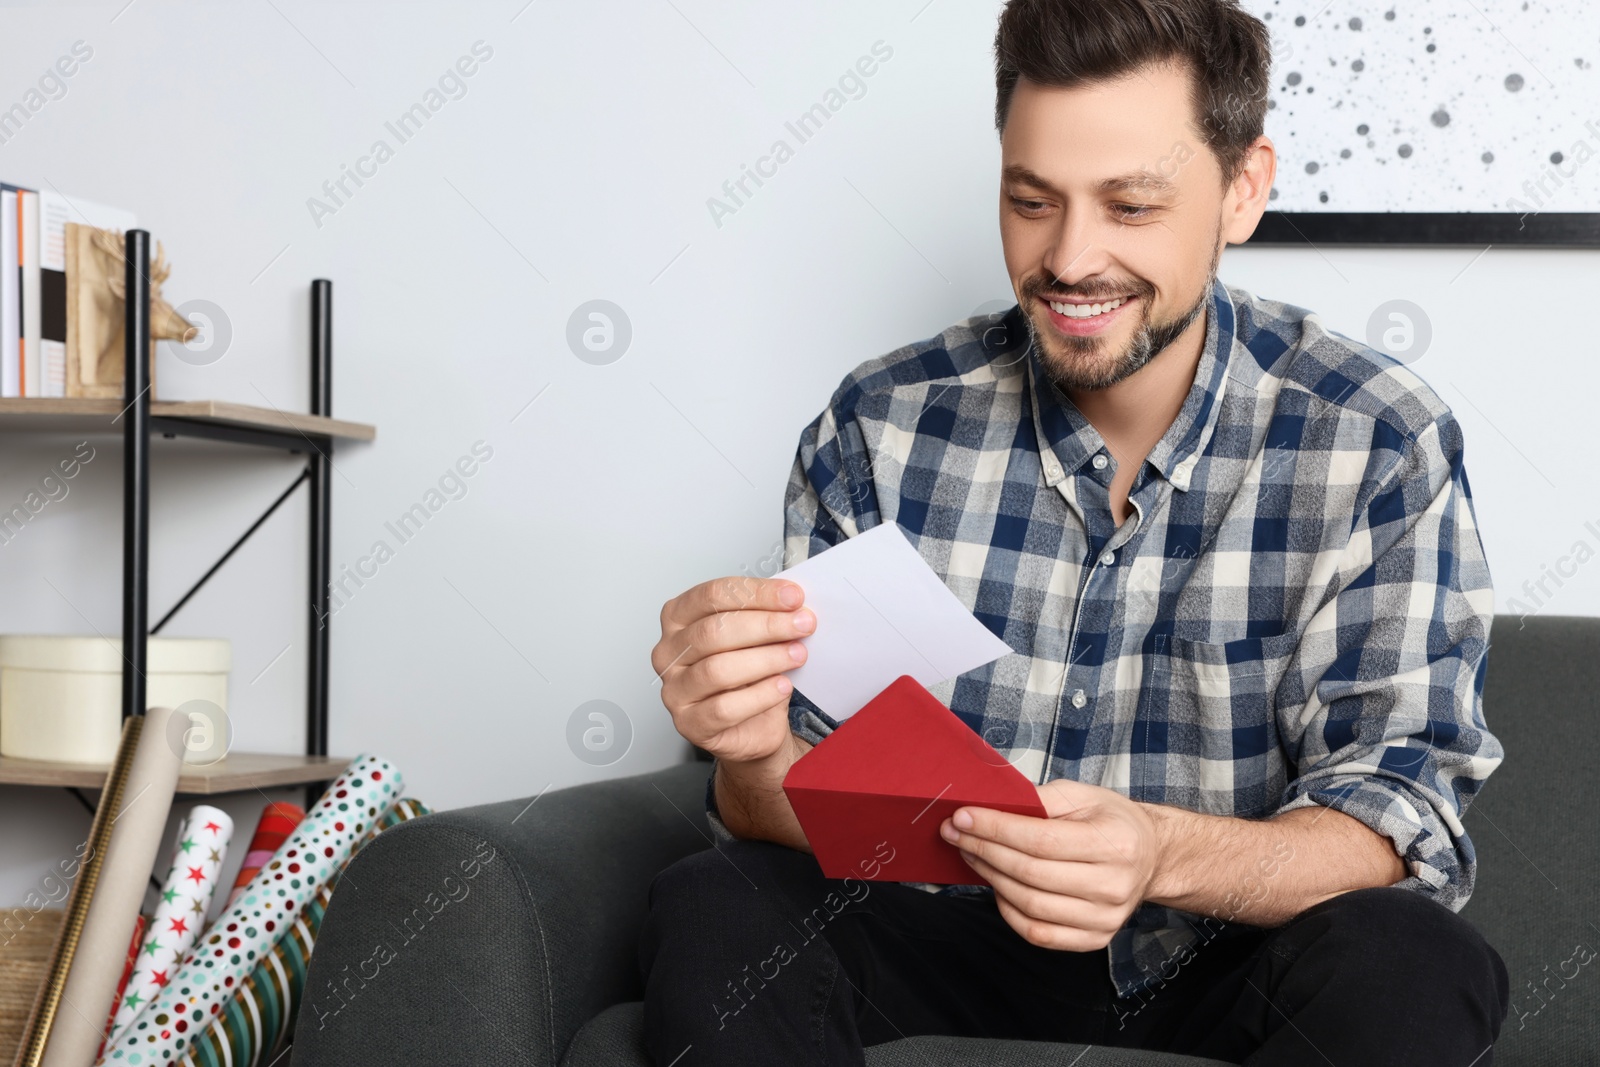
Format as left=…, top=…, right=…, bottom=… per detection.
left=292, top=762, right=712, bottom=1067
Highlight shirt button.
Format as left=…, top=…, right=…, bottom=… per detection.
left=1071, top=688, right=1087, bottom=709
left=1092, top=453, right=1109, bottom=470
left=1099, top=549, right=1116, bottom=566
left=1046, top=462, right=1061, bottom=478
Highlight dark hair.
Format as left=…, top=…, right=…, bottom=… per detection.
left=993, top=0, right=1272, bottom=185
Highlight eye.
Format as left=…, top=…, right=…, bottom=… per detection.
left=1112, top=203, right=1154, bottom=219
left=1010, top=196, right=1050, bottom=216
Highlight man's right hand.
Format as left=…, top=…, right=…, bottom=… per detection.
left=651, top=575, right=815, bottom=764
left=653, top=576, right=817, bottom=848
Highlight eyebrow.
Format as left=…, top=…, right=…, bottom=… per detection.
left=1002, top=163, right=1178, bottom=198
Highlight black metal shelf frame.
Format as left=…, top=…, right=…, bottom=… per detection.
left=119, top=230, right=334, bottom=806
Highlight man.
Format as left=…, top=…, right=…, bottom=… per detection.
left=645, top=0, right=1509, bottom=1063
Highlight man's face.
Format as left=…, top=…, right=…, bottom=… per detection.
left=998, top=63, right=1236, bottom=392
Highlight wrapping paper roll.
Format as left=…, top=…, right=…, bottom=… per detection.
left=221, top=803, right=303, bottom=912
left=95, top=914, right=148, bottom=1060
left=42, top=704, right=183, bottom=1067
left=99, top=754, right=401, bottom=1066
left=176, top=799, right=430, bottom=1067
left=13, top=715, right=143, bottom=1067
left=106, top=805, right=234, bottom=1045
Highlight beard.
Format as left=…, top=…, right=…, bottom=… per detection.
left=1019, top=231, right=1222, bottom=393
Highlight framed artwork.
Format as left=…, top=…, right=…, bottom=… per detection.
left=1240, top=1, right=1600, bottom=246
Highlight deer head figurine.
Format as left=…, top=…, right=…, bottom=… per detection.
left=68, top=226, right=201, bottom=397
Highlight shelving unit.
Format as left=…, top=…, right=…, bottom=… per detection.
left=0, top=231, right=373, bottom=801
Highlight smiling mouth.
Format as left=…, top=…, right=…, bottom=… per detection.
left=1037, top=292, right=1139, bottom=336
left=1045, top=295, right=1130, bottom=320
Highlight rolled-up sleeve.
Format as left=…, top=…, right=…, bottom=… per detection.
left=705, top=386, right=880, bottom=839
left=1274, top=409, right=1500, bottom=911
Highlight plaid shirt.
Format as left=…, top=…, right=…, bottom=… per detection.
left=705, top=277, right=1499, bottom=999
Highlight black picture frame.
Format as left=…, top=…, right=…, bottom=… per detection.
left=1249, top=212, right=1600, bottom=249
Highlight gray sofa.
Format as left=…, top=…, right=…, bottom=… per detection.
left=293, top=616, right=1598, bottom=1066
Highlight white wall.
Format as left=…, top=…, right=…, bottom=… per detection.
left=2, top=0, right=1595, bottom=907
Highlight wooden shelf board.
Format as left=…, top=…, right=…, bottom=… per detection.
left=0, top=398, right=375, bottom=442
left=0, top=752, right=350, bottom=794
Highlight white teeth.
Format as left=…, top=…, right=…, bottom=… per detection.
left=1049, top=296, right=1127, bottom=319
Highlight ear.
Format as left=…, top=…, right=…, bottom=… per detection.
left=1221, top=135, right=1277, bottom=246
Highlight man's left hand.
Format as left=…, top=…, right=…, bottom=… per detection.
left=939, top=779, right=1163, bottom=952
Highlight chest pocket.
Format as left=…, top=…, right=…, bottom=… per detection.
left=1134, top=631, right=1300, bottom=816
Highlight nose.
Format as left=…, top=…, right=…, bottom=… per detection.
left=1041, top=206, right=1114, bottom=290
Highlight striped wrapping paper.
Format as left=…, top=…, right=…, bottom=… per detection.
left=174, top=798, right=430, bottom=1067
left=223, top=804, right=304, bottom=912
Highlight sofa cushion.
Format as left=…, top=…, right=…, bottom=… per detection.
left=1459, top=616, right=1600, bottom=1064
left=559, top=1002, right=1235, bottom=1067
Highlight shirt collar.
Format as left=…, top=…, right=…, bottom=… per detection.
left=1022, top=276, right=1235, bottom=493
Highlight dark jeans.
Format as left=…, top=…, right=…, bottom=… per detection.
left=638, top=839, right=1509, bottom=1066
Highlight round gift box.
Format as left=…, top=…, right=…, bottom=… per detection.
left=0, top=634, right=230, bottom=764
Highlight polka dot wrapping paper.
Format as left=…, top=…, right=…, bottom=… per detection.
left=97, top=754, right=402, bottom=1066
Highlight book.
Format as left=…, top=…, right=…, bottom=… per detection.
left=1, top=185, right=17, bottom=397
left=20, top=189, right=40, bottom=396
left=39, top=190, right=136, bottom=397
left=0, top=184, right=137, bottom=397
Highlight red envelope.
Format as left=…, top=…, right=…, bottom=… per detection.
left=783, top=674, right=1047, bottom=886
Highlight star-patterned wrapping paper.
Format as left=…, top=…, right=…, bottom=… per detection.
left=97, top=755, right=401, bottom=1066
left=107, top=806, right=235, bottom=1044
